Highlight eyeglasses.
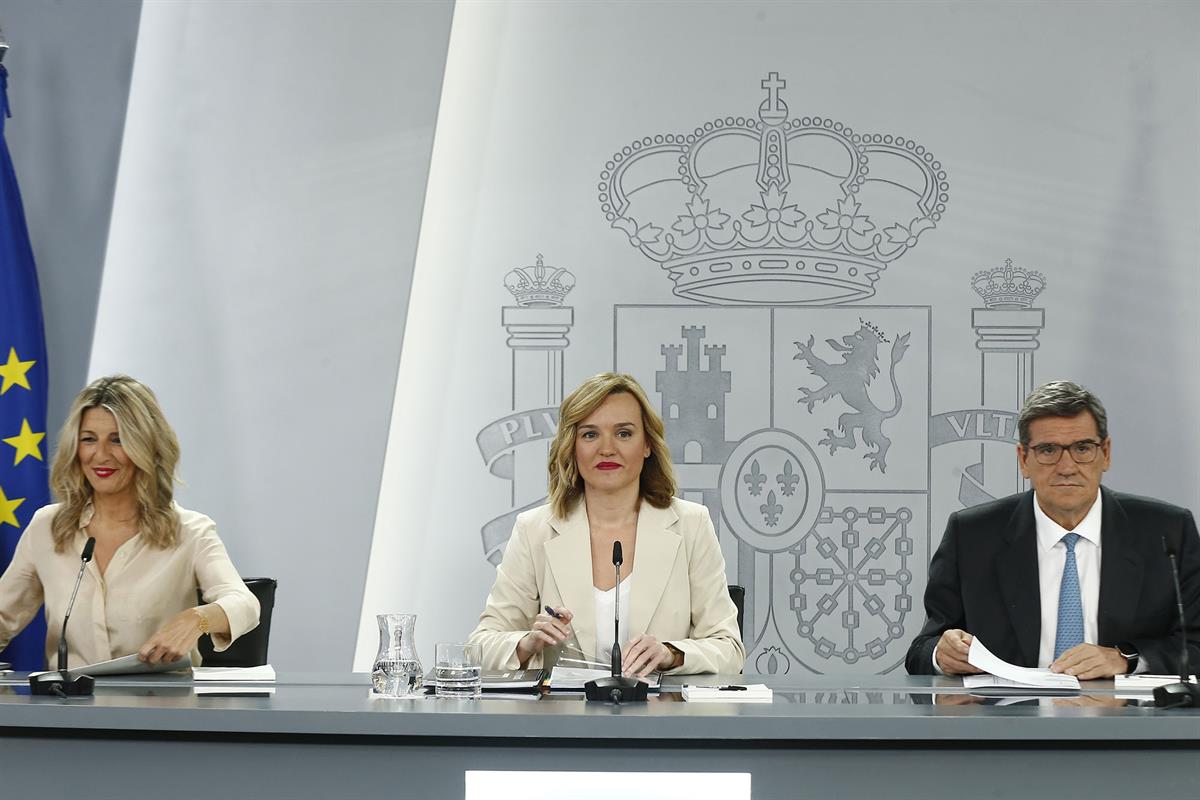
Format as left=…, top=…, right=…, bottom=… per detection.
left=1025, top=439, right=1103, bottom=465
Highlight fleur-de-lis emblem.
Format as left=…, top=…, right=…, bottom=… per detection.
left=760, top=490, right=783, bottom=527
left=776, top=459, right=800, bottom=497
left=743, top=459, right=767, bottom=496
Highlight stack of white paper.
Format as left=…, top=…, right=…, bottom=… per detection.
left=681, top=684, right=772, bottom=703
left=192, top=664, right=276, bottom=695
left=193, top=665, right=276, bottom=682
left=1114, top=674, right=1198, bottom=691
left=963, top=639, right=1080, bottom=691
left=547, top=666, right=612, bottom=689
left=546, top=666, right=662, bottom=690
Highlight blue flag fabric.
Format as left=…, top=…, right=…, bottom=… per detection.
left=0, top=64, right=51, bottom=670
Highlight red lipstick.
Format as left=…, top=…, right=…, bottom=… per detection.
left=596, top=462, right=621, bottom=470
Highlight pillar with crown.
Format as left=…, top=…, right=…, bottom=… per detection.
left=969, top=260, right=1046, bottom=497
left=500, top=256, right=575, bottom=506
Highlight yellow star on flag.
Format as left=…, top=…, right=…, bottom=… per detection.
left=0, top=347, right=36, bottom=395
left=0, top=484, right=25, bottom=528
left=3, top=419, right=45, bottom=465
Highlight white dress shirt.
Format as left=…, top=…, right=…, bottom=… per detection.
left=593, top=574, right=633, bottom=664
left=0, top=502, right=260, bottom=669
left=934, top=491, right=1103, bottom=674
left=1033, top=491, right=1102, bottom=668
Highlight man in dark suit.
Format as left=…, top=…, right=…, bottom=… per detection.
left=907, top=381, right=1200, bottom=678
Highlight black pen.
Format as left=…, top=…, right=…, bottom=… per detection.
left=543, top=606, right=580, bottom=650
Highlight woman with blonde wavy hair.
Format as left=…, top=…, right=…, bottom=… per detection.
left=470, top=372, right=744, bottom=676
left=0, top=375, right=259, bottom=669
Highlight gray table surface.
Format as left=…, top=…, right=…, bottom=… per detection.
left=2, top=671, right=1197, bottom=742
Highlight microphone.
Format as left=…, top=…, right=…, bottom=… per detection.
left=59, top=537, right=96, bottom=671
left=30, top=537, right=97, bottom=697
left=584, top=539, right=648, bottom=704
left=1153, top=534, right=1200, bottom=709
left=611, top=541, right=623, bottom=677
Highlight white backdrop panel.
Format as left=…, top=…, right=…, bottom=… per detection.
left=356, top=0, right=1199, bottom=674
left=91, top=0, right=453, bottom=670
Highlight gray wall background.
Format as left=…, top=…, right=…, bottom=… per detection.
left=0, top=0, right=141, bottom=433
left=1, top=0, right=1197, bottom=674
left=355, top=0, right=1200, bottom=674
left=2, top=0, right=454, bottom=671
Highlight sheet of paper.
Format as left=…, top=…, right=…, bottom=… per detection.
left=39, top=653, right=192, bottom=677
left=479, top=669, right=543, bottom=690
left=962, top=674, right=1078, bottom=692
left=547, top=666, right=612, bottom=689
left=547, top=666, right=661, bottom=690
left=193, top=684, right=276, bottom=696
left=193, top=665, right=276, bottom=682
left=1114, top=674, right=1198, bottom=691
left=967, top=637, right=1080, bottom=690
left=682, top=684, right=772, bottom=703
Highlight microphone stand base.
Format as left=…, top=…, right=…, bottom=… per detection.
left=1153, top=680, right=1200, bottom=709
left=584, top=676, right=648, bottom=703
left=29, top=670, right=95, bottom=697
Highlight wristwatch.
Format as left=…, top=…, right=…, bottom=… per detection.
left=1116, top=642, right=1139, bottom=674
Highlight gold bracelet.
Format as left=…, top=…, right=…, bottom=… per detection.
left=195, top=607, right=212, bottom=636
left=664, top=642, right=684, bottom=669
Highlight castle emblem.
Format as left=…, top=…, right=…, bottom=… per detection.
left=476, top=81, right=1061, bottom=679
left=598, top=72, right=949, bottom=305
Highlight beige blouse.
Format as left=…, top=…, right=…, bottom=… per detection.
left=0, top=502, right=260, bottom=669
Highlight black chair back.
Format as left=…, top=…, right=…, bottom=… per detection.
left=198, top=577, right=277, bottom=667
left=727, top=584, right=745, bottom=638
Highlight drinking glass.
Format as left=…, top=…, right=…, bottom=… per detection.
left=435, top=642, right=482, bottom=699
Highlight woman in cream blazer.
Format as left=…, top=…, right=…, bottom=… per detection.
left=470, top=372, right=744, bottom=676
left=0, top=376, right=259, bottom=669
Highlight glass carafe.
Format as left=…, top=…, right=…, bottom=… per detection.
left=371, top=613, right=423, bottom=697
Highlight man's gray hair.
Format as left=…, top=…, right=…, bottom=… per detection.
left=1017, top=380, right=1108, bottom=445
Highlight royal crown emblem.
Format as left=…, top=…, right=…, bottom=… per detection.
left=598, top=73, right=949, bottom=305
left=504, top=254, right=576, bottom=306
left=971, top=259, right=1046, bottom=309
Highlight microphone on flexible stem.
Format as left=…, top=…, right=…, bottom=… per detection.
left=30, top=537, right=97, bottom=697
left=585, top=540, right=648, bottom=703
left=610, top=541, right=623, bottom=677
left=1153, top=535, right=1200, bottom=709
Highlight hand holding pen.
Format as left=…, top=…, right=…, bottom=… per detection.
left=515, top=605, right=575, bottom=667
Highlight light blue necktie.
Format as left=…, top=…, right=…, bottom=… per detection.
left=1054, top=532, right=1085, bottom=659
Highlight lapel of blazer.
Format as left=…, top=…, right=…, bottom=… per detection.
left=995, top=491, right=1041, bottom=666
left=1097, top=486, right=1142, bottom=643
left=627, top=502, right=682, bottom=638
left=544, top=501, right=598, bottom=659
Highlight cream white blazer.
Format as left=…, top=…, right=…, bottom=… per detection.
left=469, top=497, right=745, bottom=674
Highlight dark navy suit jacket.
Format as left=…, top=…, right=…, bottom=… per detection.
left=906, top=486, right=1200, bottom=675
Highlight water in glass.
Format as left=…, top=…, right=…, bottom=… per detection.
left=435, top=642, right=482, bottom=699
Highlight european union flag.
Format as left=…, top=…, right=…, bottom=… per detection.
left=0, top=64, right=50, bottom=670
